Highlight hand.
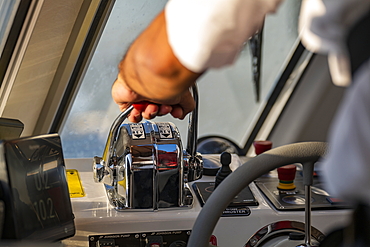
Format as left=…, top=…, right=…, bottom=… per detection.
left=112, top=75, right=195, bottom=122
left=111, top=11, right=201, bottom=123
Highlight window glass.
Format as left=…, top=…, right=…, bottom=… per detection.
left=60, top=0, right=301, bottom=158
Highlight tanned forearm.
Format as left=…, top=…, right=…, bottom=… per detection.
left=118, top=11, right=202, bottom=104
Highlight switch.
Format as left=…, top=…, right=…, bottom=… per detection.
left=97, top=239, right=115, bottom=247
left=253, top=140, right=272, bottom=155
left=214, top=152, right=232, bottom=189
left=146, top=236, right=163, bottom=247
left=277, top=164, right=297, bottom=190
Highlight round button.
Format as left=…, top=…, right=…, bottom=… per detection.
left=253, top=140, right=272, bottom=155
left=277, top=164, right=297, bottom=190
left=277, top=164, right=297, bottom=181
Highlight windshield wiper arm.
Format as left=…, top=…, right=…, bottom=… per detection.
left=249, top=23, right=264, bottom=102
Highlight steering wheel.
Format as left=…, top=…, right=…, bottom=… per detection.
left=188, top=142, right=327, bottom=247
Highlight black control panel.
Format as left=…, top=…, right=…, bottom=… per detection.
left=89, top=230, right=190, bottom=247
left=192, top=153, right=258, bottom=216
left=0, top=134, right=75, bottom=240
left=254, top=171, right=350, bottom=211
left=192, top=182, right=258, bottom=217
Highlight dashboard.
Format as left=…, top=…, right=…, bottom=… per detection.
left=63, top=154, right=351, bottom=247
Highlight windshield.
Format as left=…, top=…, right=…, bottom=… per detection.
left=60, top=0, right=302, bottom=158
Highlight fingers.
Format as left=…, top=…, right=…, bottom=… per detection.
left=170, top=105, right=184, bottom=119
left=130, top=104, right=172, bottom=122
left=128, top=108, right=142, bottom=123
left=174, top=89, right=195, bottom=119
left=158, top=105, right=173, bottom=116
left=127, top=103, right=188, bottom=123
left=112, top=73, right=196, bottom=122
left=128, top=104, right=169, bottom=123
left=141, top=104, right=159, bottom=120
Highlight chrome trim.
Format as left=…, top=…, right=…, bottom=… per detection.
left=304, top=184, right=313, bottom=246
left=94, top=86, right=203, bottom=211
left=186, top=85, right=199, bottom=157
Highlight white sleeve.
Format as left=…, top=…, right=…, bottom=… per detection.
left=165, top=0, right=283, bottom=72
left=299, top=0, right=370, bottom=86
left=321, top=60, right=370, bottom=206
left=298, top=0, right=370, bottom=205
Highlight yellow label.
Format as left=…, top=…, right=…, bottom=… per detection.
left=66, top=169, right=85, bottom=198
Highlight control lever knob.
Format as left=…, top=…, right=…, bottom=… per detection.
left=132, top=102, right=149, bottom=111
left=253, top=140, right=273, bottom=177
left=132, top=101, right=160, bottom=111
left=277, top=164, right=297, bottom=190
left=215, top=152, right=232, bottom=189
left=253, top=140, right=272, bottom=155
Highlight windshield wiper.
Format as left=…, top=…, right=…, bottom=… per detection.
left=249, top=23, right=264, bottom=102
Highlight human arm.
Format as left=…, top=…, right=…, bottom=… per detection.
left=112, top=0, right=284, bottom=123
left=112, top=11, right=202, bottom=123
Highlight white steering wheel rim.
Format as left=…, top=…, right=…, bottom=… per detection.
left=188, top=142, right=327, bottom=247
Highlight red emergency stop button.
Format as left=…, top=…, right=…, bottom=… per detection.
left=277, top=164, right=297, bottom=190
left=209, top=235, right=217, bottom=246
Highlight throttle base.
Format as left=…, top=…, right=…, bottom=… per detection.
left=192, top=182, right=258, bottom=216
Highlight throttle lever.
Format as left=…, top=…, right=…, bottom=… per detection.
left=93, top=85, right=203, bottom=210
left=132, top=101, right=152, bottom=111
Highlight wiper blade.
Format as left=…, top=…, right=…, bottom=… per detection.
left=248, top=24, right=264, bottom=102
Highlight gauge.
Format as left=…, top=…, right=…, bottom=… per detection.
left=0, top=134, right=75, bottom=241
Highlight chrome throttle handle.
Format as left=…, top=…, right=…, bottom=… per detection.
left=93, top=85, right=202, bottom=210
left=93, top=105, right=133, bottom=184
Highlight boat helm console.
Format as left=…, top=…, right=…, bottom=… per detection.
left=0, top=87, right=352, bottom=246
left=64, top=86, right=350, bottom=247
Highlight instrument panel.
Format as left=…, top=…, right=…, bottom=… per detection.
left=0, top=134, right=75, bottom=241
left=63, top=155, right=351, bottom=247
